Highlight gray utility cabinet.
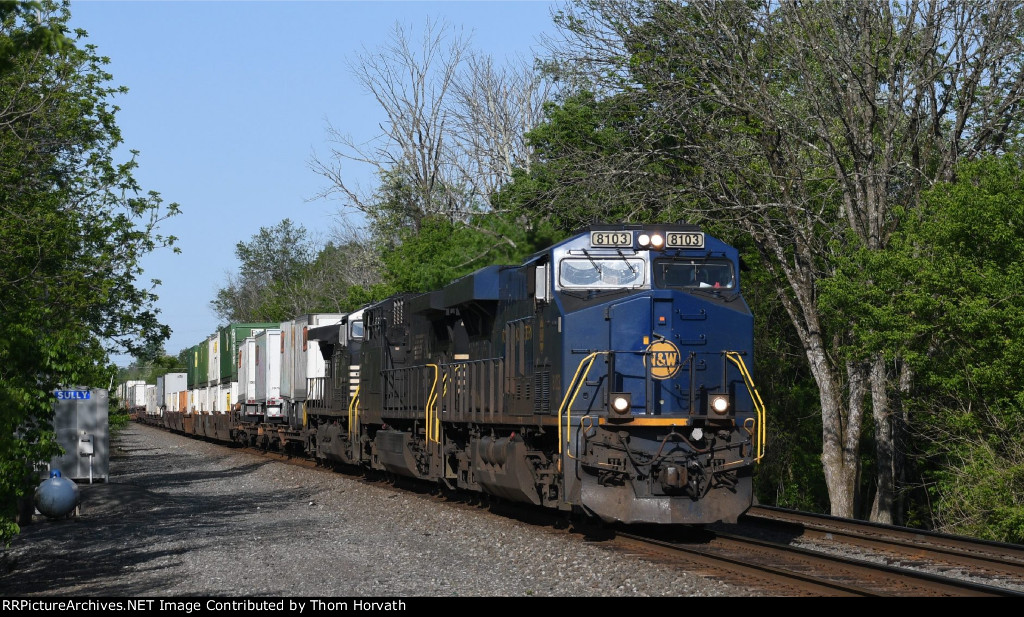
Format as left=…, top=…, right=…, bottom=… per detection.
left=50, top=387, right=109, bottom=483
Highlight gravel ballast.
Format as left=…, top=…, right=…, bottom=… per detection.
left=0, top=421, right=759, bottom=598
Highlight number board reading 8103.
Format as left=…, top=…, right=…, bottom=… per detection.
left=590, top=231, right=633, bottom=248
left=666, top=232, right=704, bottom=249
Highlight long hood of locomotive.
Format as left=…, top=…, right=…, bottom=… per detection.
left=555, top=288, right=753, bottom=417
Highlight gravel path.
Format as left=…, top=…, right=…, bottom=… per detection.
left=0, top=422, right=759, bottom=597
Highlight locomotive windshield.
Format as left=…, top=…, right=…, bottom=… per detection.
left=559, top=256, right=647, bottom=289
left=653, top=258, right=735, bottom=290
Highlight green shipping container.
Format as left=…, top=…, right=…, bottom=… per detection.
left=219, top=322, right=279, bottom=384
left=186, top=344, right=200, bottom=388
left=197, top=339, right=209, bottom=387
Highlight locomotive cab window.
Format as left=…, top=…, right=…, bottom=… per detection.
left=559, top=257, right=646, bottom=289
left=654, top=259, right=735, bottom=290
left=350, top=320, right=364, bottom=340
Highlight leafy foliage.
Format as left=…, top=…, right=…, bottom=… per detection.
left=495, top=90, right=704, bottom=231
left=211, top=219, right=322, bottom=322
left=380, top=213, right=563, bottom=294
left=117, top=352, right=187, bottom=386
left=897, top=155, right=1024, bottom=542
left=0, top=1, right=69, bottom=72
left=0, top=2, right=177, bottom=542
left=210, top=218, right=387, bottom=328
left=814, top=153, right=1024, bottom=538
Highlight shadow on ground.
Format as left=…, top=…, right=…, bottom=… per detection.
left=0, top=424, right=319, bottom=596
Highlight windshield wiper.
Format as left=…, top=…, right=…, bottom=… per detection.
left=615, top=249, right=638, bottom=274
left=581, top=248, right=602, bottom=277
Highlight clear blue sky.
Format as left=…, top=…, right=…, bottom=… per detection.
left=67, top=0, right=561, bottom=366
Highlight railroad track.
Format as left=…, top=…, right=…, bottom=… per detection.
left=745, top=505, right=1024, bottom=572
left=605, top=506, right=1024, bottom=596
left=619, top=531, right=1021, bottom=596
left=735, top=505, right=1024, bottom=593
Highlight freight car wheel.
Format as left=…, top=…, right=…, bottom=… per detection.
left=552, top=512, right=572, bottom=530
left=467, top=492, right=492, bottom=509
left=567, top=510, right=615, bottom=540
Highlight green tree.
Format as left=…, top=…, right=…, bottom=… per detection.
left=0, top=1, right=68, bottom=72
left=211, top=219, right=318, bottom=322
left=380, top=213, right=562, bottom=294
left=211, top=217, right=388, bottom=324
left=117, top=347, right=187, bottom=386
left=0, top=1, right=178, bottom=542
left=887, top=155, right=1024, bottom=541
left=496, top=90, right=688, bottom=229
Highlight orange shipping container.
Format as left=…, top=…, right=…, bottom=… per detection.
left=178, top=390, right=187, bottom=413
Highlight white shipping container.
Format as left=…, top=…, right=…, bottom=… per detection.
left=303, top=314, right=343, bottom=391
left=154, top=374, right=171, bottom=407
left=119, top=380, right=144, bottom=410
left=161, top=373, right=186, bottom=411
left=129, top=383, right=147, bottom=409
left=207, top=333, right=221, bottom=386
left=238, top=336, right=257, bottom=405
left=255, top=328, right=283, bottom=418
left=280, top=319, right=296, bottom=399
left=282, top=314, right=343, bottom=401
left=212, top=382, right=237, bottom=413
left=145, top=384, right=158, bottom=416
left=163, top=373, right=186, bottom=396
left=156, top=375, right=166, bottom=407
left=210, top=384, right=221, bottom=412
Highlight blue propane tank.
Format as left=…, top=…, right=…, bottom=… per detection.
left=34, top=470, right=80, bottom=518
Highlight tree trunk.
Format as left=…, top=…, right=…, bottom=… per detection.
left=894, top=361, right=912, bottom=526
left=869, top=353, right=895, bottom=524
left=809, top=344, right=860, bottom=518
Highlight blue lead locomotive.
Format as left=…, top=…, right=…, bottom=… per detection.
left=307, top=223, right=764, bottom=525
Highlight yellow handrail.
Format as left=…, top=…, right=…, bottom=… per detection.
left=437, top=372, right=448, bottom=440
left=725, top=352, right=766, bottom=463
left=557, top=352, right=609, bottom=464
left=425, top=364, right=440, bottom=445
left=347, top=385, right=361, bottom=449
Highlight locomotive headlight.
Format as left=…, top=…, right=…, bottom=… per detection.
left=638, top=233, right=651, bottom=247
left=610, top=392, right=632, bottom=414
left=709, top=393, right=730, bottom=415
left=691, top=427, right=704, bottom=441
left=650, top=234, right=665, bottom=249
